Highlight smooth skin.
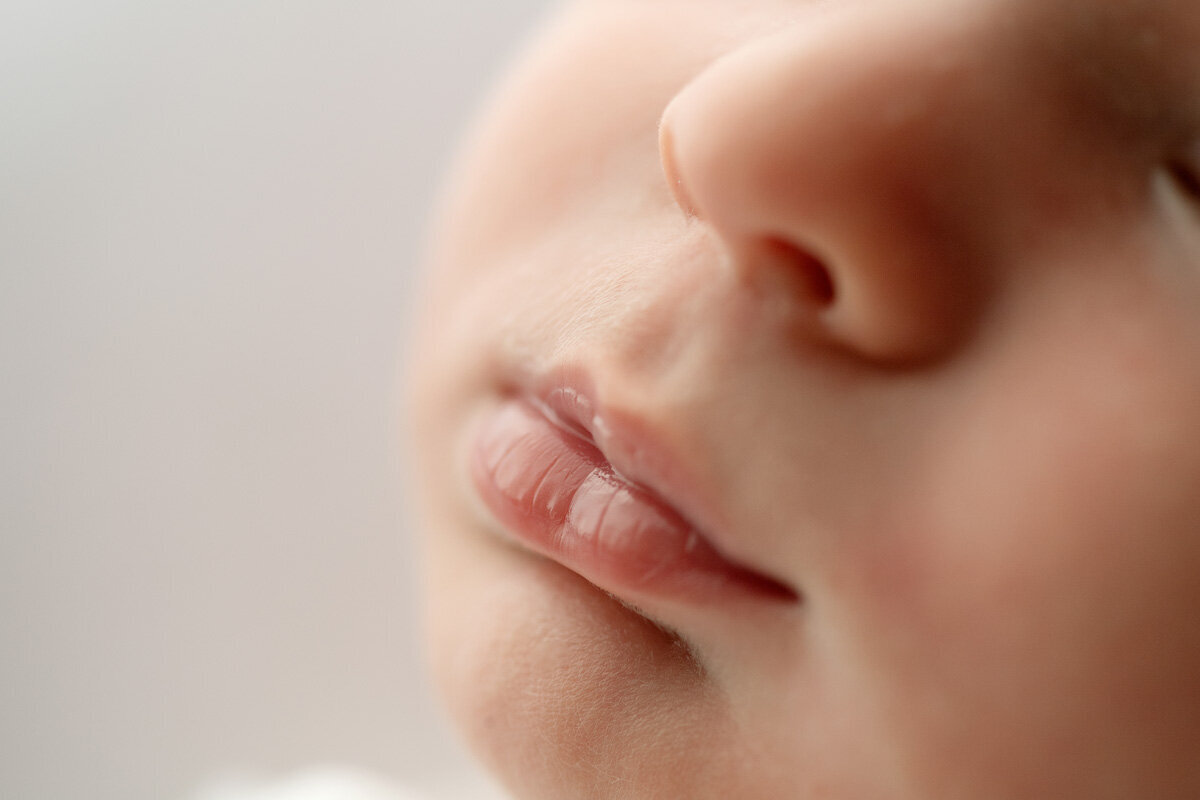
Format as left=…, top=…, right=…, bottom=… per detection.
left=409, top=0, right=1200, bottom=797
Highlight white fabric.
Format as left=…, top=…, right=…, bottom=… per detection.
left=190, top=768, right=433, bottom=800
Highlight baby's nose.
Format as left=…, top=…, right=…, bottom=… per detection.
left=659, top=2, right=1052, bottom=364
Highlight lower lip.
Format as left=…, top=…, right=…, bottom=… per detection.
left=469, top=398, right=795, bottom=605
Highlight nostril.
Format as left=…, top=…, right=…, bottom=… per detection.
left=763, top=236, right=836, bottom=306
left=1167, top=158, right=1200, bottom=203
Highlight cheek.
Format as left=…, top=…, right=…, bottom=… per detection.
left=425, top=2, right=704, bottom=279
left=830, top=334, right=1200, bottom=794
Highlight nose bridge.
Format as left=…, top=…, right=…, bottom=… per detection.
left=659, top=3, right=1019, bottom=363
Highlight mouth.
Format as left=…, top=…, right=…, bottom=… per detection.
left=469, top=381, right=799, bottom=607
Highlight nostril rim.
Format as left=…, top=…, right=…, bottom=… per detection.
left=764, top=236, right=836, bottom=306
left=658, top=121, right=699, bottom=218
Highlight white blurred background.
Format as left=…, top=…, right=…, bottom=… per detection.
left=1, top=2, right=553, bottom=798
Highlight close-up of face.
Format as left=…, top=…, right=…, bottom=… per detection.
left=408, top=0, right=1200, bottom=797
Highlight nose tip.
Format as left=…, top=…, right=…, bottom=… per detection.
left=661, top=99, right=840, bottom=315
left=658, top=7, right=990, bottom=364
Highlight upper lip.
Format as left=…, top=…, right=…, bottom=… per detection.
left=514, top=365, right=799, bottom=601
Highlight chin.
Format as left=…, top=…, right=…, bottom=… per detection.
left=423, top=538, right=756, bottom=800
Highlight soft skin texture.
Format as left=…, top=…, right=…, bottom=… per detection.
left=408, top=0, right=1200, bottom=797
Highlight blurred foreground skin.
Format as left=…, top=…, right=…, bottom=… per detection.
left=408, top=0, right=1200, bottom=797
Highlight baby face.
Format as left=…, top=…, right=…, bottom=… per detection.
left=409, top=1, right=1200, bottom=797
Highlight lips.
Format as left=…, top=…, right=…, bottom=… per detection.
left=469, top=390, right=797, bottom=606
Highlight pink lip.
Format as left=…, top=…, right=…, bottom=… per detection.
left=470, top=390, right=797, bottom=606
